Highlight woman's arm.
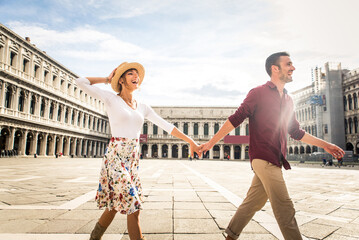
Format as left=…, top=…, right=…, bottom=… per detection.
left=171, top=127, right=201, bottom=158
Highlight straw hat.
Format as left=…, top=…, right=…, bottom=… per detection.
left=111, top=62, right=145, bottom=93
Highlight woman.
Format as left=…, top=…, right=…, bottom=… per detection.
left=76, top=62, right=200, bottom=240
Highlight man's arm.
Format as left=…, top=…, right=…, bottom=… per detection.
left=300, top=133, right=345, bottom=159
left=199, top=120, right=235, bottom=154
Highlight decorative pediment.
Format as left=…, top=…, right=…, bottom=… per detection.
left=9, top=40, right=20, bottom=51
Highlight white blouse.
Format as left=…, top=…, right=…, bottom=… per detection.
left=76, top=77, right=174, bottom=139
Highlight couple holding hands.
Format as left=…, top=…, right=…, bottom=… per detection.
left=76, top=52, right=345, bottom=240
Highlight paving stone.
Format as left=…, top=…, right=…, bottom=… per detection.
left=238, top=233, right=277, bottom=239
left=174, top=202, right=206, bottom=210
left=76, top=219, right=127, bottom=234
left=300, top=222, right=339, bottom=239
left=30, top=219, right=90, bottom=233
left=203, top=202, right=237, bottom=211
left=54, top=209, right=102, bottom=220
left=199, top=195, right=229, bottom=202
left=328, top=208, right=359, bottom=220
left=324, top=233, right=359, bottom=240
left=207, top=210, right=236, bottom=219
left=0, top=219, right=47, bottom=233
left=141, top=210, right=172, bottom=233
left=121, top=234, right=173, bottom=240
left=145, top=195, right=172, bottom=202
left=335, top=224, right=359, bottom=238
left=174, top=209, right=212, bottom=219
left=0, top=209, right=66, bottom=220
left=174, top=233, right=224, bottom=240
left=142, top=201, right=172, bottom=210
left=174, top=219, right=221, bottom=233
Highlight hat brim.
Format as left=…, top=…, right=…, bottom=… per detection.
left=111, top=62, right=145, bottom=93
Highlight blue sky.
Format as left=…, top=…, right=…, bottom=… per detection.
left=1, top=0, right=359, bottom=106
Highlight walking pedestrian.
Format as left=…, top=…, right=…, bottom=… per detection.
left=76, top=62, right=200, bottom=240
left=199, top=52, right=345, bottom=240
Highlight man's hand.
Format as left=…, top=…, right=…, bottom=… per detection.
left=199, top=141, right=214, bottom=154
left=324, top=143, right=345, bottom=159
left=190, top=142, right=202, bottom=158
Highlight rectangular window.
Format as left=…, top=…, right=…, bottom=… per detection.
left=22, top=58, right=29, bottom=72
left=10, top=51, right=17, bottom=67
left=34, top=65, right=40, bottom=78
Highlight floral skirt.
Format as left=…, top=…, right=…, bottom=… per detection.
left=95, top=137, right=143, bottom=215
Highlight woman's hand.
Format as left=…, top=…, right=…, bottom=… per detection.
left=107, top=68, right=117, bottom=84
left=190, top=141, right=202, bottom=158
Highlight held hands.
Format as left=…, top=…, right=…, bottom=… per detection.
left=199, top=141, right=214, bottom=155
left=190, top=142, right=202, bottom=158
left=324, top=143, right=345, bottom=159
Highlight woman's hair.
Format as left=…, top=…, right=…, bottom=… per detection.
left=117, top=68, right=139, bottom=94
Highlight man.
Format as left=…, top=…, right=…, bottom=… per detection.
left=199, top=52, right=345, bottom=240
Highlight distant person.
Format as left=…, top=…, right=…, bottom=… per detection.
left=200, top=52, right=345, bottom=240
left=76, top=62, right=200, bottom=240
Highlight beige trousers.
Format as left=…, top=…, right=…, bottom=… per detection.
left=225, top=159, right=302, bottom=240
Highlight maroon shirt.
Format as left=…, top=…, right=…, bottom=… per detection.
left=228, top=81, right=305, bottom=169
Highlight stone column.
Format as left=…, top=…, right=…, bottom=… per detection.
left=6, top=127, right=16, bottom=150
left=57, top=135, right=64, bottom=155
left=230, top=145, right=234, bottom=160
left=0, top=80, right=5, bottom=107
left=199, top=122, right=204, bottom=138
left=39, top=133, right=48, bottom=156
left=158, top=143, right=162, bottom=158
left=48, top=134, right=56, bottom=156
left=34, top=95, right=41, bottom=117
left=23, top=90, right=30, bottom=114
left=43, top=99, right=50, bottom=119
left=61, top=105, right=66, bottom=123
left=168, top=143, right=172, bottom=159
left=209, top=148, right=213, bottom=160
left=178, top=144, right=182, bottom=159
left=241, top=145, right=246, bottom=160
left=53, top=102, right=59, bottom=122
left=18, top=129, right=28, bottom=156
left=189, top=122, right=193, bottom=137
left=64, top=137, right=70, bottom=156
left=210, top=122, right=215, bottom=136
left=147, top=144, right=152, bottom=158
left=77, top=139, right=83, bottom=156
left=30, top=132, right=39, bottom=155
left=13, top=86, right=20, bottom=111
left=220, top=144, right=224, bottom=160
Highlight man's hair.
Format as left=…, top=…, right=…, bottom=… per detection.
left=265, top=52, right=290, bottom=76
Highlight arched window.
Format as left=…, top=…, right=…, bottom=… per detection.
left=235, top=127, right=240, bottom=136
left=30, top=95, right=36, bottom=115
left=57, top=106, right=62, bottom=121
left=349, top=118, right=353, bottom=134
left=194, top=123, right=198, bottom=136
left=348, top=95, right=353, bottom=110
left=40, top=99, right=45, bottom=117
left=49, top=103, right=54, bottom=119
left=214, top=123, right=219, bottom=134
left=71, top=111, right=75, bottom=125
left=143, top=123, right=148, bottom=134
left=5, top=86, right=13, bottom=108
left=343, top=96, right=347, bottom=111
left=245, top=124, right=249, bottom=135
left=153, top=124, right=158, bottom=135
left=345, top=119, right=348, bottom=134
left=204, top=123, right=209, bottom=136
left=77, top=112, right=81, bottom=126
left=183, top=123, right=188, bottom=135
left=354, top=117, right=358, bottom=133
left=18, top=91, right=24, bottom=112
left=354, top=93, right=358, bottom=109
left=65, top=109, right=69, bottom=123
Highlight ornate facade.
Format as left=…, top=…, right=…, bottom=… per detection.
left=0, top=24, right=111, bottom=158
left=140, top=107, right=249, bottom=160
left=289, top=63, right=349, bottom=155
left=342, top=67, right=359, bottom=153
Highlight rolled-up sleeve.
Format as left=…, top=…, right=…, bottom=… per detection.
left=228, top=88, right=258, bottom=128
left=288, top=112, right=305, bottom=140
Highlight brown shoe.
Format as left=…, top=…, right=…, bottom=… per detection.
left=89, top=222, right=107, bottom=240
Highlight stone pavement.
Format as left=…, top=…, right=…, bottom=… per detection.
left=0, top=157, right=358, bottom=240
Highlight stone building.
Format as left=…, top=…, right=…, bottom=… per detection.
left=342, top=67, right=359, bottom=153
left=140, top=106, right=249, bottom=160
left=288, top=63, right=347, bottom=155
left=0, top=24, right=111, bottom=158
